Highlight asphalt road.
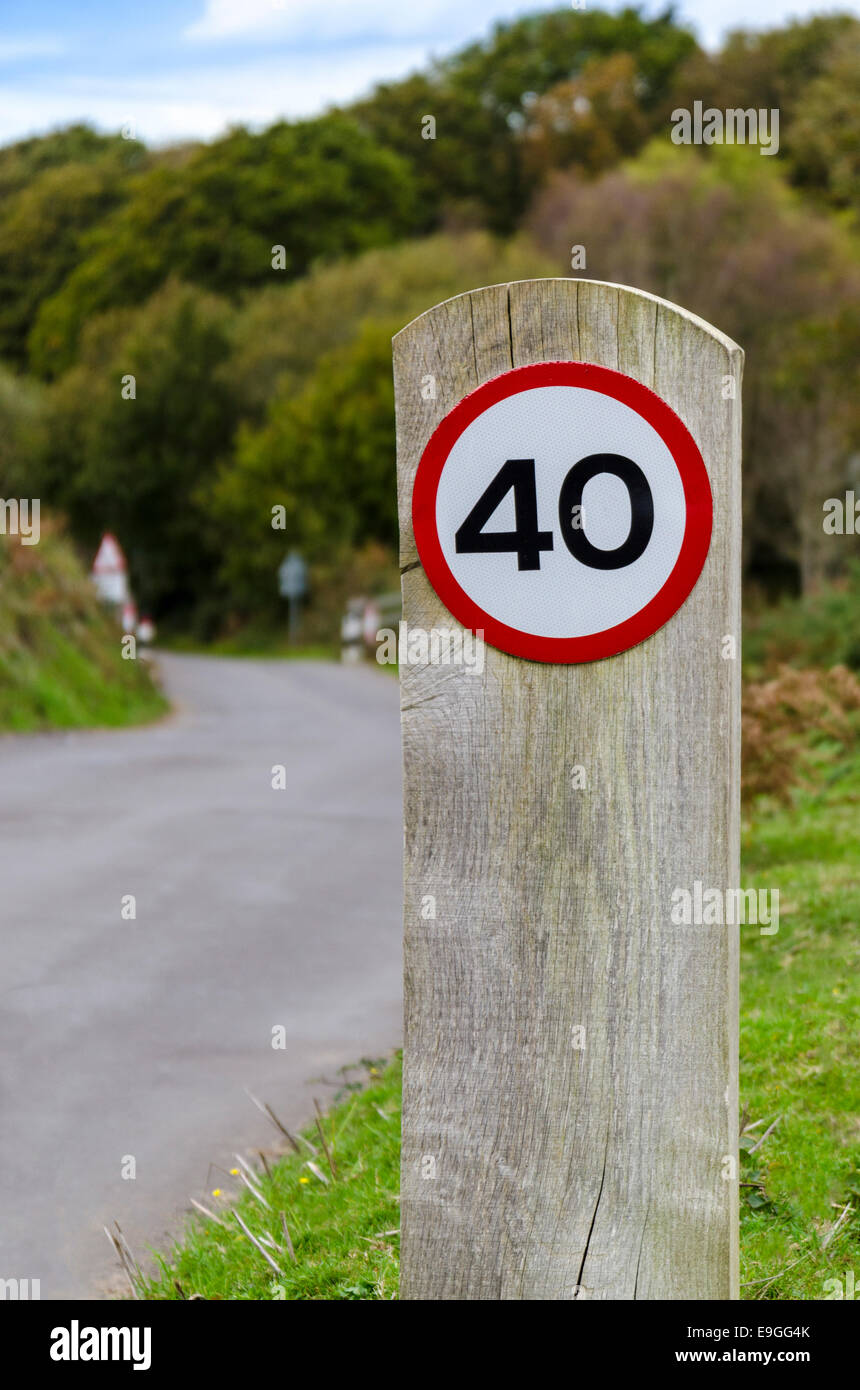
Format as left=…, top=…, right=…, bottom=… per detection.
left=0, top=654, right=403, bottom=1299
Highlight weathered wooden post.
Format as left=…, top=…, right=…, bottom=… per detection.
left=394, top=279, right=742, bottom=1300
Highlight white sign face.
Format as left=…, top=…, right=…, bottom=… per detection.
left=412, top=362, right=713, bottom=663
left=93, top=571, right=129, bottom=605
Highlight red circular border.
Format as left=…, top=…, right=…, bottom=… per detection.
left=412, top=361, right=713, bottom=663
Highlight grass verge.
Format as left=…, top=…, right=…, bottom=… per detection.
left=162, top=632, right=338, bottom=661
left=138, top=1059, right=400, bottom=1300
left=738, top=742, right=860, bottom=1299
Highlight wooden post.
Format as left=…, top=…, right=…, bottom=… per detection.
left=394, top=279, right=742, bottom=1301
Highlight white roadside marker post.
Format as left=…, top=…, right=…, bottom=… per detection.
left=393, top=279, right=742, bottom=1300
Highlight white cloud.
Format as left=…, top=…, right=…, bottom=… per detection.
left=184, top=0, right=532, bottom=44
left=181, top=0, right=860, bottom=52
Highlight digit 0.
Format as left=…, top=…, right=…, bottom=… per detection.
left=559, top=454, right=654, bottom=570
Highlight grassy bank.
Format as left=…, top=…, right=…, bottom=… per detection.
left=739, top=743, right=860, bottom=1298
left=0, top=525, right=166, bottom=732
left=138, top=684, right=859, bottom=1302
left=162, top=631, right=338, bottom=661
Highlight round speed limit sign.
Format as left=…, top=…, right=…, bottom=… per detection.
left=412, top=361, right=713, bottom=663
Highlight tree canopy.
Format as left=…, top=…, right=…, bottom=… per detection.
left=1, top=5, right=858, bottom=632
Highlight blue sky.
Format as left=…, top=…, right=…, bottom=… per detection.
left=0, top=0, right=857, bottom=146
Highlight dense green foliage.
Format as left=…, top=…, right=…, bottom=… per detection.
left=0, top=6, right=858, bottom=635
left=27, top=116, right=420, bottom=377
left=745, top=564, right=860, bottom=675
left=32, top=282, right=242, bottom=627
left=207, top=321, right=398, bottom=619
left=349, top=6, right=698, bottom=231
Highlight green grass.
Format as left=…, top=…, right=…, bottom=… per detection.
left=743, top=564, right=860, bottom=678
left=0, top=527, right=167, bottom=732
left=162, top=631, right=338, bottom=661
left=139, top=742, right=860, bottom=1303
left=738, top=744, right=860, bottom=1299
left=138, top=1058, right=400, bottom=1300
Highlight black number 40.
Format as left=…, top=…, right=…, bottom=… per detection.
left=454, top=455, right=654, bottom=572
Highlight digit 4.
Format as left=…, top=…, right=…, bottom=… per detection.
left=455, top=458, right=553, bottom=571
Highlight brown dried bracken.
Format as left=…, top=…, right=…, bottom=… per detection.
left=742, top=664, right=860, bottom=806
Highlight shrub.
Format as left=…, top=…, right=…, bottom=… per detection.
left=742, top=664, right=860, bottom=805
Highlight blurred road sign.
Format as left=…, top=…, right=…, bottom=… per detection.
left=279, top=550, right=307, bottom=644
left=91, top=532, right=129, bottom=605
left=278, top=551, right=307, bottom=599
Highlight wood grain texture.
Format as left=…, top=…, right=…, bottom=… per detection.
left=394, top=279, right=742, bottom=1301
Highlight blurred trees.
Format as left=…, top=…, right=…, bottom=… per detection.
left=207, top=320, right=398, bottom=623
left=669, top=13, right=856, bottom=119
left=27, top=116, right=421, bottom=377
left=34, top=282, right=240, bottom=627
left=350, top=6, right=698, bottom=231
left=0, top=5, right=857, bottom=633
left=527, top=144, right=860, bottom=594
left=0, top=366, right=46, bottom=495
left=0, top=125, right=138, bottom=199
left=222, top=231, right=556, bottom=418
left=0, top=139, right=143, bottom=366
left=669, top=13, right=860, bottom=212
left=522, top=53, right=651, bottom=180
left=788, top=29, right=860, bottom=211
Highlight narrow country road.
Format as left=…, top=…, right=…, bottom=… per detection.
left=0, top=654, right=403, bottom=1299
